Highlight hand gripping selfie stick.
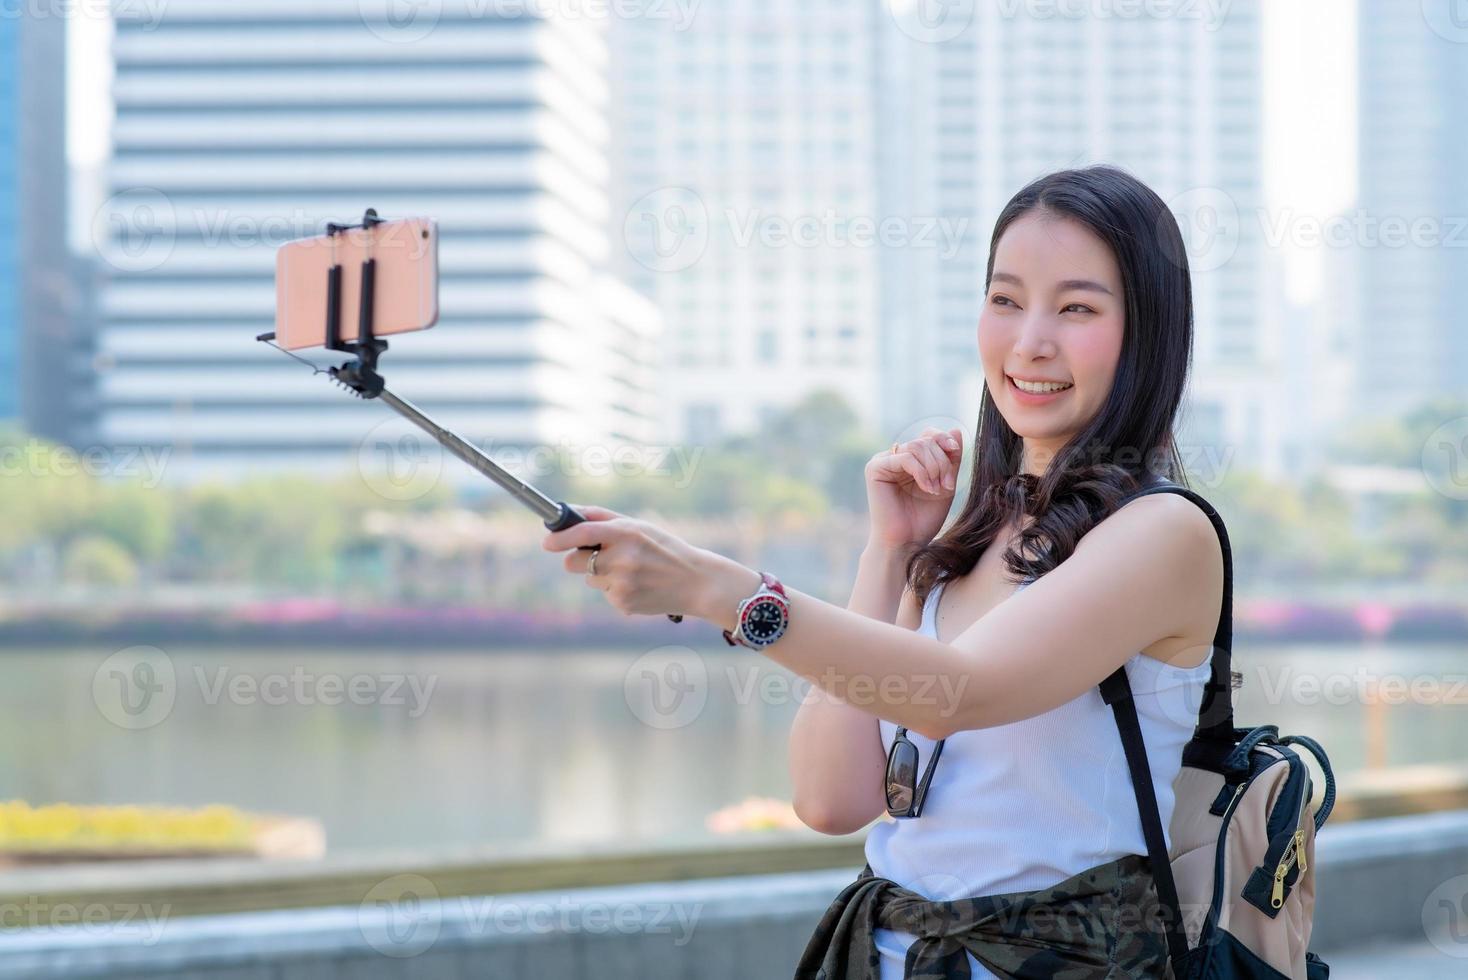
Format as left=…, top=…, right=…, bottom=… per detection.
left=257, top=209, right=683, bottom=623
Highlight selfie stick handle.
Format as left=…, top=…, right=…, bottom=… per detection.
left=294, top=208, right=683, bottom=624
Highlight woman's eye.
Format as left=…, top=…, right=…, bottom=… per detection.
left=1063, top=303, right=1095, bottom=314
left=991, top=295, right=1015, bottom=307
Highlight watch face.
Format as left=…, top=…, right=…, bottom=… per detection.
left=743, top=597, right=787, bottom=643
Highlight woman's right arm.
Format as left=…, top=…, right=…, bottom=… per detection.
left=788, top=542, right=920, bottom=836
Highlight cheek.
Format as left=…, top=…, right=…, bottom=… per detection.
left=1071, top=321, right=1124, bottom=387
left=976, top=311, right=1009, bottom=366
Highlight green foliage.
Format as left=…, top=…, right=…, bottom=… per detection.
left=1, top=390, right=1465, bottom=595
left=61, top=535, right=139, bottom=587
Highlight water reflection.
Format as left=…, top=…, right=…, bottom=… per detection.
left=0, top=641, right=1460, bottom=857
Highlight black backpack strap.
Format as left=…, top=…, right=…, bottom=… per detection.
left=1112, top=480, right=1235, bottom=741
left=1101, top=667, right=1189, bottom=976
left=1093, top=477, right=1238, bottom=975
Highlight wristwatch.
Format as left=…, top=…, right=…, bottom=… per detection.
left=722, top=571, right=790, bottom=650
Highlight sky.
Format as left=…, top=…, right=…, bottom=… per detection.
left=65, top=0, right=1357, bottom=301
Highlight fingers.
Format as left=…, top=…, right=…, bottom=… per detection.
left=570, top=503, right=622, bottom=521
left=543, top=505, right=624, bottom=552
left=913, top=429, right=950, bottom=491
left=888, top=429, right=961, bottom=495
left=891, top=443, right=941, bottom=495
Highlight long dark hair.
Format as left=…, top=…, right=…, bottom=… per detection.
left=906, top=163, right=1195, bottom=606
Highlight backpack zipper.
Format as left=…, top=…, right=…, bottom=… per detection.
left=1203, top=754, right=1288, bottom=956
left=1270, top=828, right=1307, bottom=909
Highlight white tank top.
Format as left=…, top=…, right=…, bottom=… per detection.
left=866, top=577, right=1212, bottom=980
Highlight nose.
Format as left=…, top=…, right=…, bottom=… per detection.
left=1011, top=309, right=1060, bottom=360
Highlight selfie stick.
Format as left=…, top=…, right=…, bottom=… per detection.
left=257, top=208, right=683, bottom=623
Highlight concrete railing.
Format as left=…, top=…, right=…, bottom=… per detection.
left=1, top=809, right=1465, bottom=978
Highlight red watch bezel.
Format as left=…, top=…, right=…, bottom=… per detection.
left=723, top=572, right=787, bottom=647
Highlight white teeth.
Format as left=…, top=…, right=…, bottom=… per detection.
left=1012, top=377, right=1073, bottom=394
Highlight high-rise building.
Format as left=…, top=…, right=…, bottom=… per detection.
left=0, top=18, right=16, bottom=422
left=607, top=3, right=885, bottom=446
left=881, top=1, right=1273, bottom=477
left=1354, top=0, right=1468, bottom=423
left=608, top=2, right=1274, bottom=475
left=95, top=0, right=664, bottom=481
left=0, top=11, right=76, bottom=442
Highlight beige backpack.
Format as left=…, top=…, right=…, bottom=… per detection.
left=1102, top=481, right=1335, bottom=979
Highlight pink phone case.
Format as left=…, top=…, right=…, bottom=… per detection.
left=275, top=216, right=439, bottom=351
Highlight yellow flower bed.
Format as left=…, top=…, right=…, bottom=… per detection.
left=0, top=801, right=257, bottom=854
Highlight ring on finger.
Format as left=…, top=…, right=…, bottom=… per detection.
left=587, top=546, right=600, bottom=577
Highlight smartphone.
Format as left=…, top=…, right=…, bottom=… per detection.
left=274, top=216, right=439, bottom=351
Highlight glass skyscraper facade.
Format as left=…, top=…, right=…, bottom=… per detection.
left=0, top=18, right=19, bottom=419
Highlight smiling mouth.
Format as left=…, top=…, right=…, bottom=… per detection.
left=1007, top=375, right=1074, bottom=395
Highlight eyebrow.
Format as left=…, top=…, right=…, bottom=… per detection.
left=989, top=272, right=1115, bottom=297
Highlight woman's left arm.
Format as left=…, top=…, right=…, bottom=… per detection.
left=543, top=494, right=1221, bottom=741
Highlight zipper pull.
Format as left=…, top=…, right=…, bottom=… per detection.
left=1271, top=833, right=1301, bottom=910
left=1294, top=828, right=1307, bottom=874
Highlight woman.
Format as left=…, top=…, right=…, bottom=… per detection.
left=543, top=164, right=1224, bottom=978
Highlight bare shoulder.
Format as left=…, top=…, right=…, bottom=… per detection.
left=1101, top=488, right=1218, bottom=550
left=1078, top=488, right=1224, bottom=653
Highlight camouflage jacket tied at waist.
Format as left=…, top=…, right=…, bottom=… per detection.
left=793, top=852, right=1172, bottom=980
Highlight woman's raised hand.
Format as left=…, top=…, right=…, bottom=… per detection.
left=863, top=427, right=964, bottom=553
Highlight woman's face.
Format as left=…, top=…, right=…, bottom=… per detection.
left=977, top=211, right=1126, bottom=474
